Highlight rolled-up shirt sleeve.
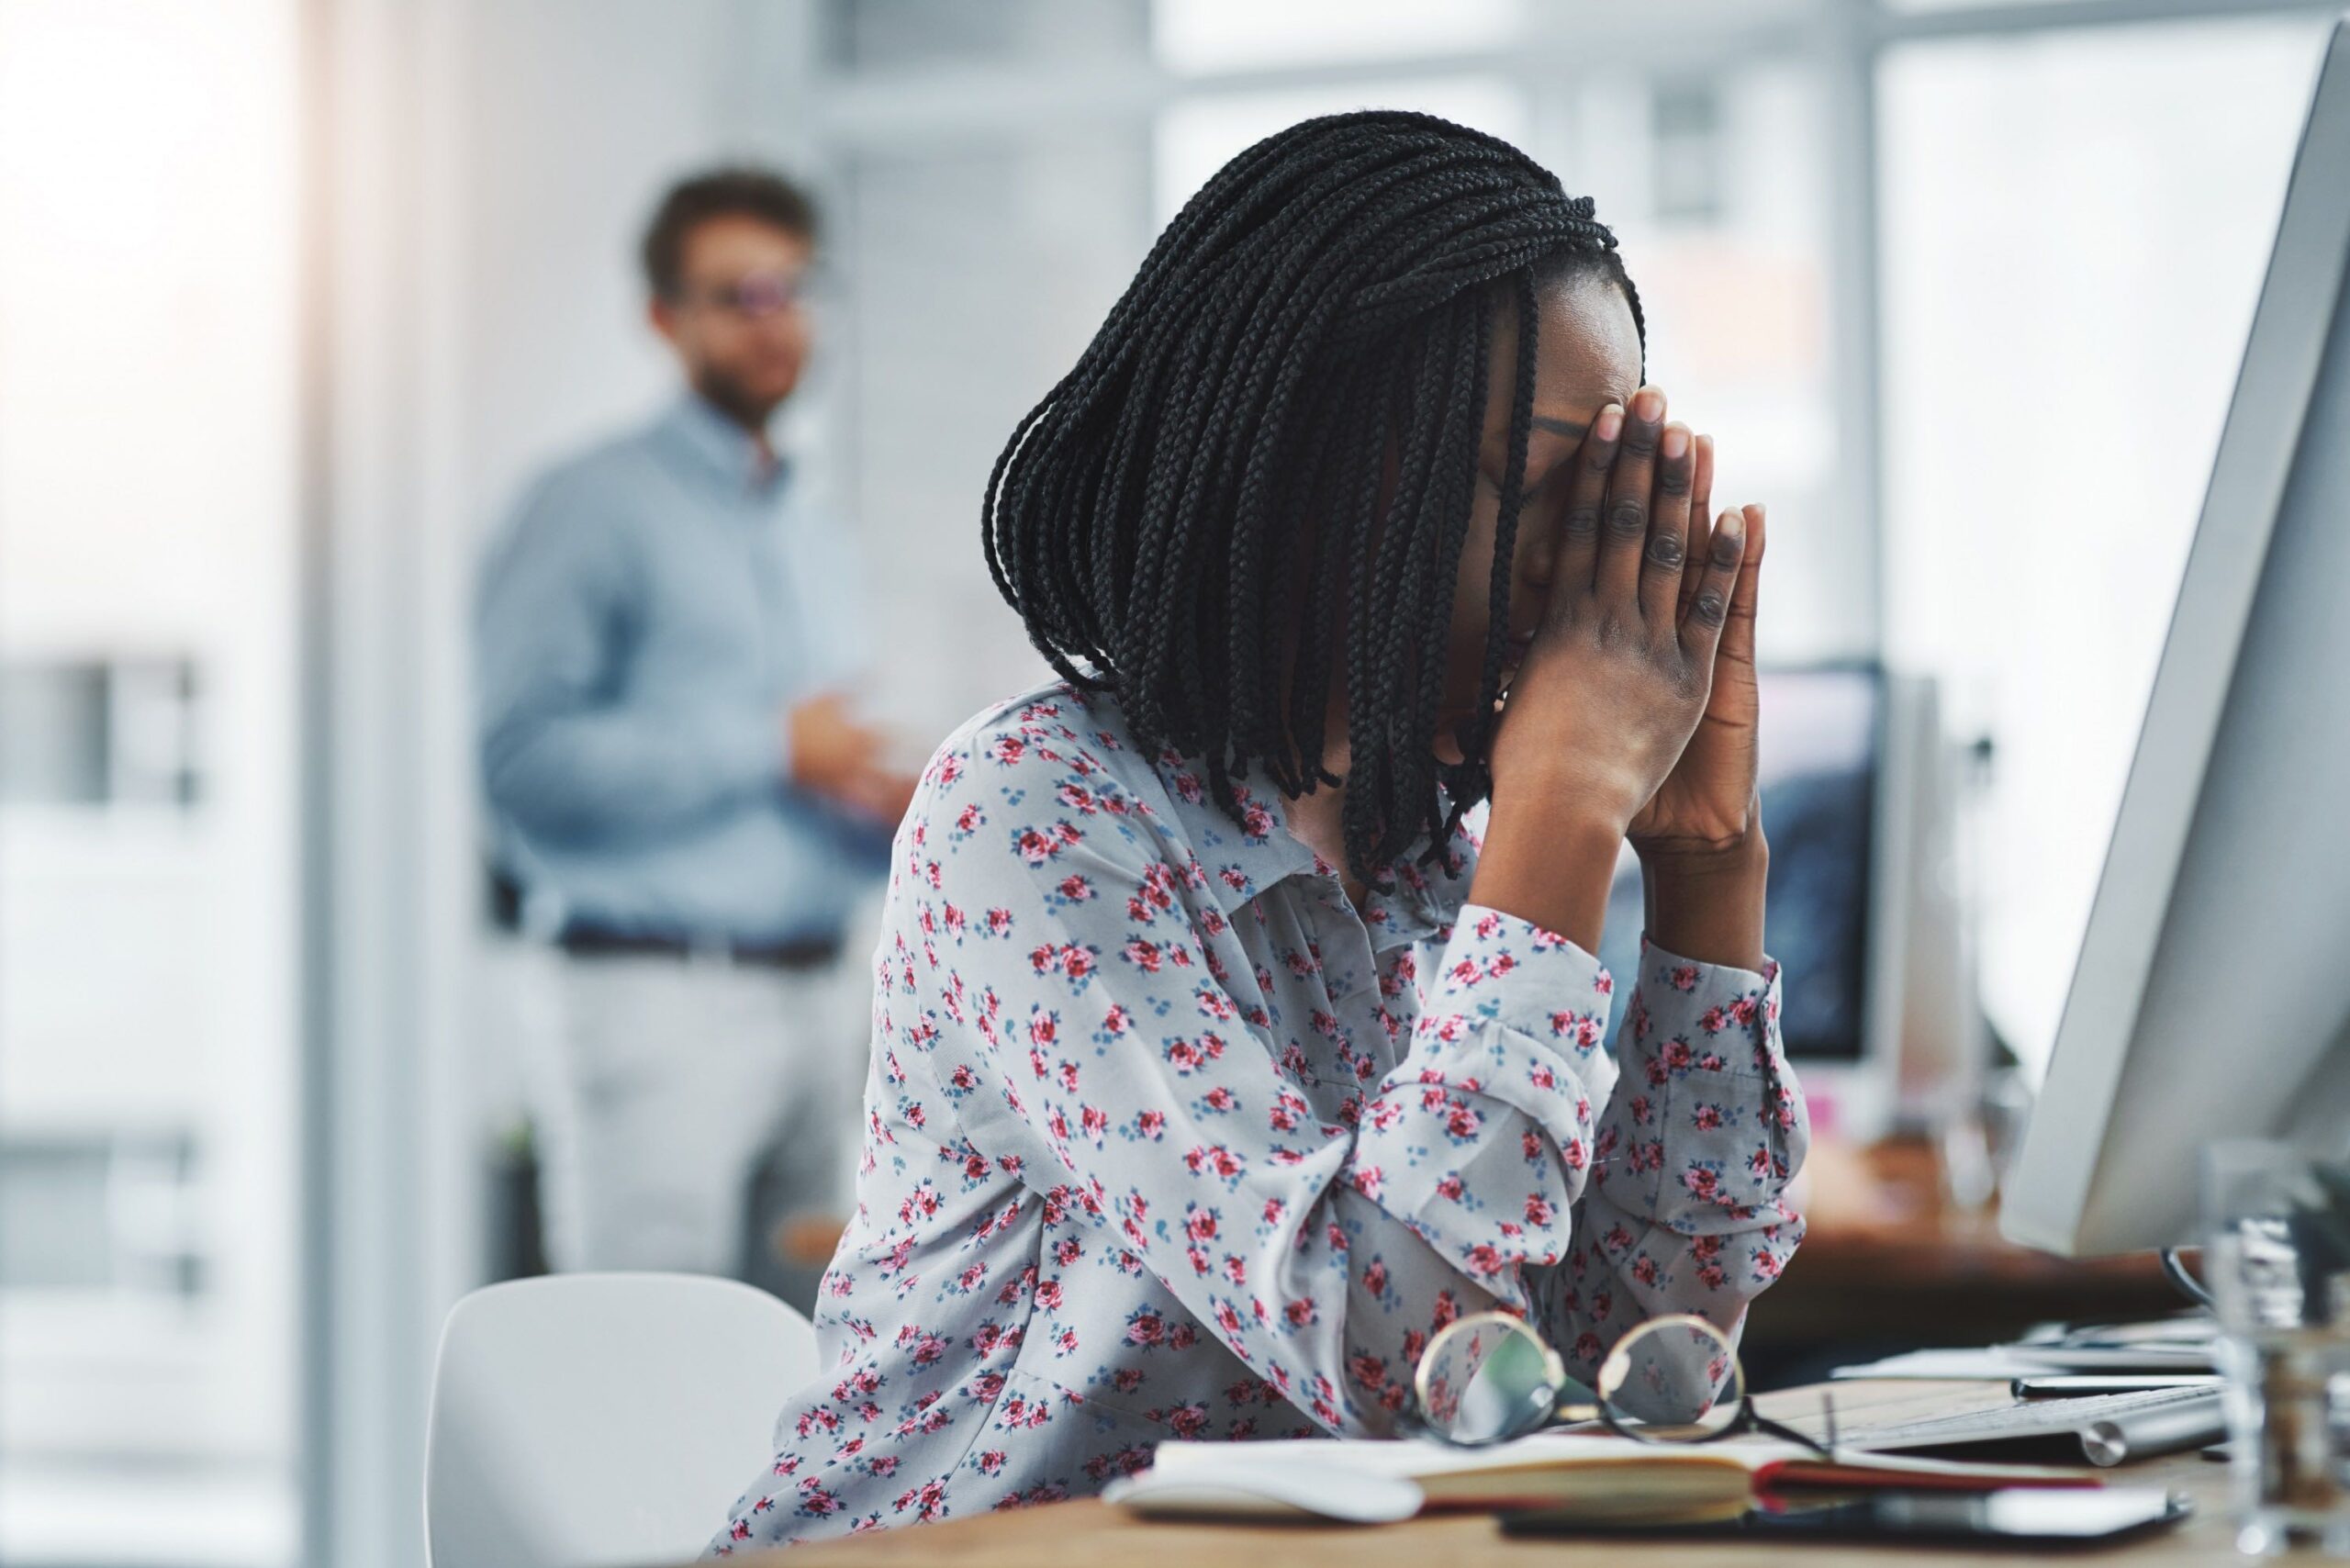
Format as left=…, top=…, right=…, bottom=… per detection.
left=1529, top=936, right=1807, bottom=1387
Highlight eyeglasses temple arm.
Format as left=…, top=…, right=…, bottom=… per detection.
left=1749, top=1407, right=1835, bottom=1460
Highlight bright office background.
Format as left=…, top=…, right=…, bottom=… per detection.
left=0, top=1, right=2331, bottom=1564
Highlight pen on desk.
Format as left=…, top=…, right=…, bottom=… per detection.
left=2077, top=1394, right=2229, bottom=1467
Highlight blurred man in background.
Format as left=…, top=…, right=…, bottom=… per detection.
left=475, top=167, right=911, bottom=1282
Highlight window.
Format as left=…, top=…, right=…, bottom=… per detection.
left=1650, top=81, right=1726, bottom=225
left=0, top=0, right=301, bottom=1562
left=1878, top=14, right=2331, bottom=1072
left=1558, top=62, right=1848, bottom=659
left=0, top=1133, right=204, bottom=1295
left=1154, top=77, right=1530, bottom=226
left=0, top=658, right=202, bottom=808
left=838, top=125, right=1158, bottom=748
left=1152, top=0, right=1523, bottom=74
left=827, top=0, right=1149, bottom=74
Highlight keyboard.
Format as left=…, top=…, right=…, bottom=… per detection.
left=1841, top=1384, right=2226, bottom=1458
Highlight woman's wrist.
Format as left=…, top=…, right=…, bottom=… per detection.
left=1638, top=826, right=1768, bottom=972
left=1467, top=800, right=1628, bottom=955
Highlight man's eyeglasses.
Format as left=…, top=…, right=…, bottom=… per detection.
left=1412, top=1310, right=1838, bottom=1455
left=672, top=269, right=818, bottom=319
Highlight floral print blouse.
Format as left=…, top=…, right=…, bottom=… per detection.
left=711, top=683, right=1807, bottom=1551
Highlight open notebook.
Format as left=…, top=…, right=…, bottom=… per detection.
left=1104, top=1431, right=2098, bottom=1525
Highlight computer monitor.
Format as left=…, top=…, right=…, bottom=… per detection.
left=1597, top=666, right=1875, bottom=1058
left=1596, top=664, right=1977, bottom=1140
left=2000, top=17, right=2350, bottom=1259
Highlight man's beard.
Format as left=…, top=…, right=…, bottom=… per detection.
left=692, top=364, right=786, bottom=432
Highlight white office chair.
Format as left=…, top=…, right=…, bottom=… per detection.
left=425, top=1272, right=819, bottom=1568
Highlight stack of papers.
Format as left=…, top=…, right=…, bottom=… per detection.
left=1832, top=1316, right=2218, bottom=1381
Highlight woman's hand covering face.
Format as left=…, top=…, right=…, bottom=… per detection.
left=1484, top=384, right=1764, bottom=847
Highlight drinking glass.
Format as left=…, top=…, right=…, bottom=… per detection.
left=2203, top=1139, right=2350, bottom=1557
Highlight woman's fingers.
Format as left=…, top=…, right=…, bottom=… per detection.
left=1718, top=503, right=1766, bottom=667
left=1595, top=386, right=1665, bottom=608
left=1639, top=421, right=1696, bottom=624
left=1678, top=508, right=1749, bottom=660
left=1679, top=433, right=1716, bottom=621
left=1550, top=400, right=1623, bottom=610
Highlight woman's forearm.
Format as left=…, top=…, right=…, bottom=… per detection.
left=1468, top=797, right=1770, bottom=972
left=1639, top=829, right=1768, bottom=971
left=1466, top=799, right=1628, bottom=954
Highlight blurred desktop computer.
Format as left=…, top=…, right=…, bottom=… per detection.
left=1595, top=663, right=1981, bottom=1144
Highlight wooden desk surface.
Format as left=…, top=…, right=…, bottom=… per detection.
left=745, top=1380, right=2242, bottom=1567
left=1740, top=1140, right=2181, bottom=1370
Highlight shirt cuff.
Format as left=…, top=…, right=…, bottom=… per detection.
left=1355, top=906, right=1614, bottom=1283
left=1597, top=937, right=1802, bottom=1220
left=1616, top=935, right=1786, bottom=1081
left=1425, top=902, right=1617, bottom=1063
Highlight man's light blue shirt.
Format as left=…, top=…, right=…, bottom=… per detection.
left=475, top=394, right=885, bottom=944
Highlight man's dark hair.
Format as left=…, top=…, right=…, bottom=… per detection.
left=981, top=110, right=1646, bottom=883
left=641, top=166, right=820, bottom=299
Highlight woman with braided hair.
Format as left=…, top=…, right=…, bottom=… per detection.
left=712, top=109, right=1805, bottom=1551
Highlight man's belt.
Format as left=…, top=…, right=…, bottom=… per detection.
left=555, top=925, right=843, bottom=971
